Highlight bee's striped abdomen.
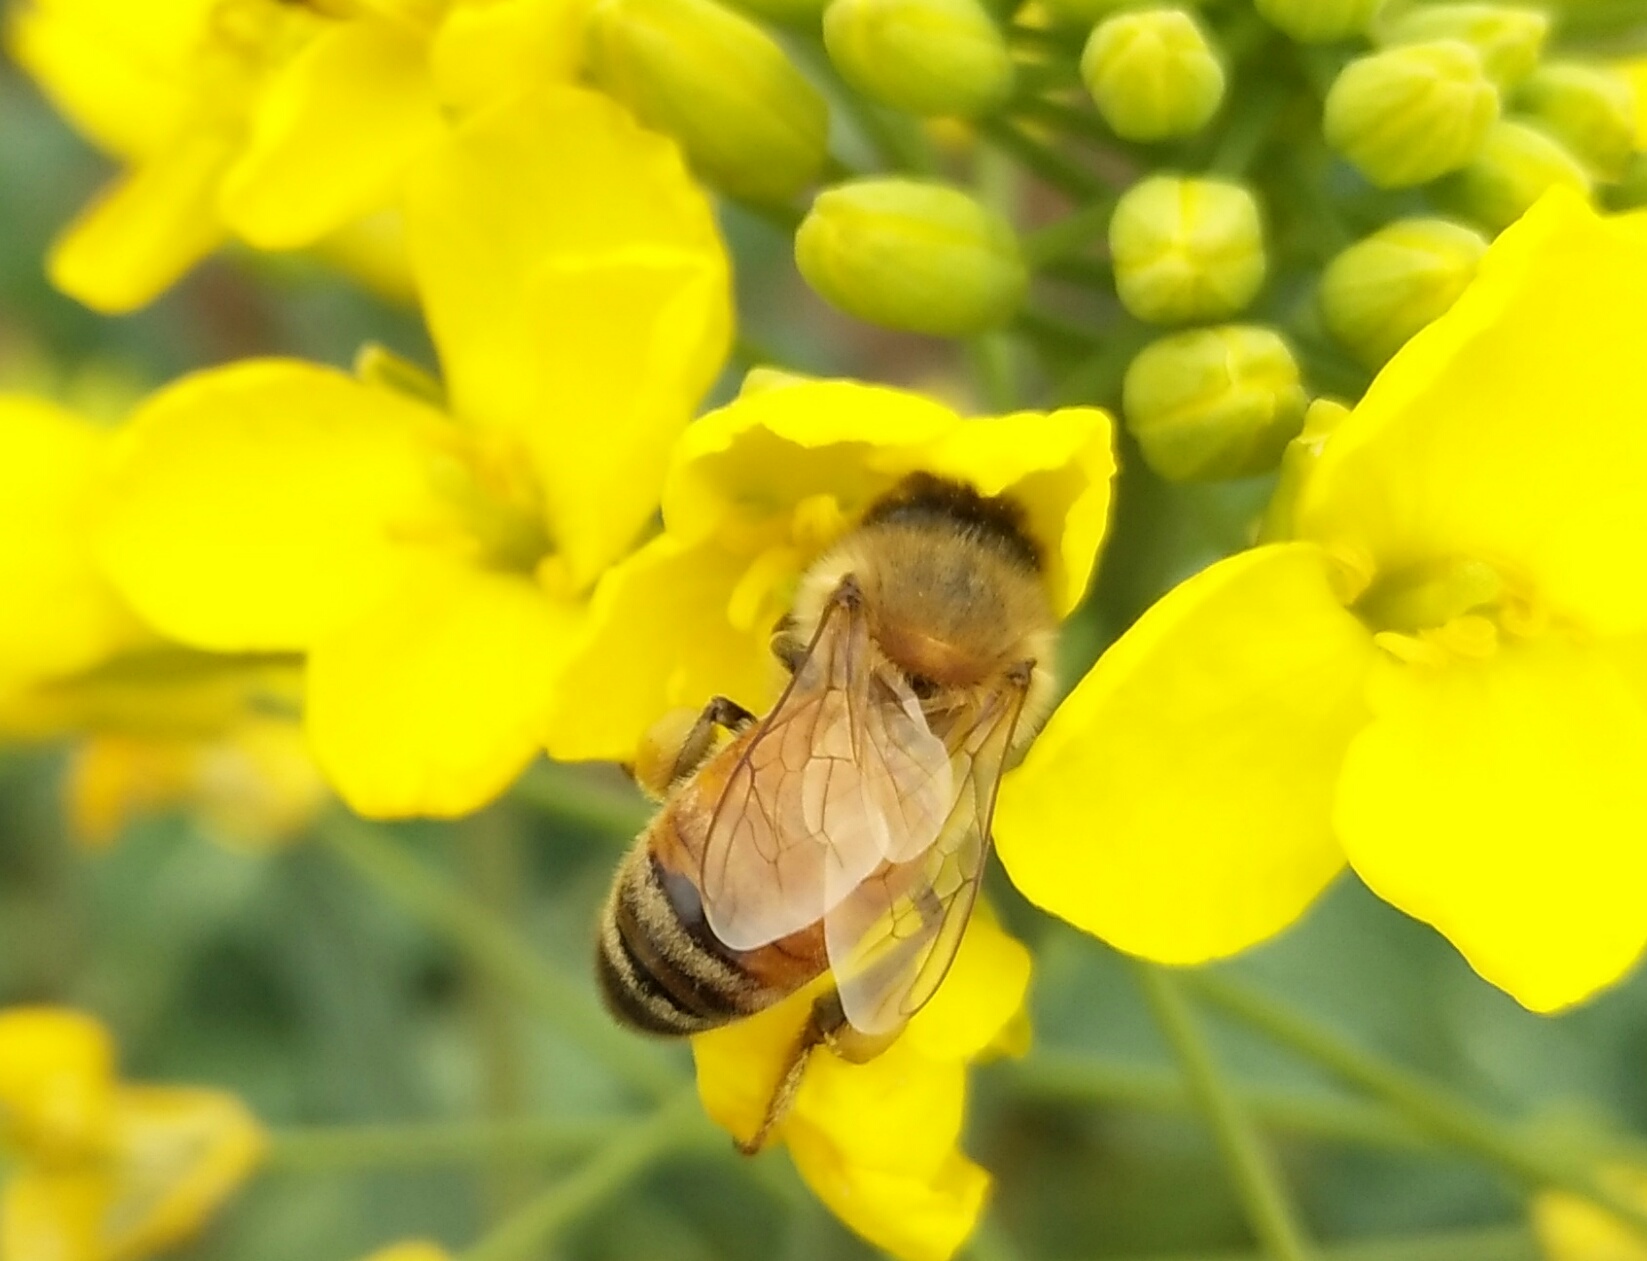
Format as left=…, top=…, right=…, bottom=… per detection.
left=596, top=848, right=765, bottom=1037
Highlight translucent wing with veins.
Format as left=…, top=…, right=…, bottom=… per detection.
left=699, top=583, right=954, bottom=952
left=824, top=680, right=1027, bottom=1036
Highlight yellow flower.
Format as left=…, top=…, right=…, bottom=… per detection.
left=95, top=86, right=731, bottom=818
left=0, top=1007, right=265, bottom=1261
left=995, top=189, right=1647, bottom=1014
left=546, top=373, right=1114, bottom=762
left=7, top=0, right=587, bottom=312
left=1535, top=1167, right=1647, bottom=1261
left=694, top=912, right=1031, bottom=1261
left=0, top=388, right=325, bottom=848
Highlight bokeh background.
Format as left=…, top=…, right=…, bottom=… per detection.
left=6, top=6, right=1647, bottom=1258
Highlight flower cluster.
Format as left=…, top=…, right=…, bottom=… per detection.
left=6, top=0, right=1647, bottom=1258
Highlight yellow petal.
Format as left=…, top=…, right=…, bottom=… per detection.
left=306, top=558, right=582, bottom=817
left=218, top=21, right=443, bottom=250
left=544, top=534, right=779, bottom=764
left=1299, top=190, right=1647, bottom=637
left=430, top=0, right=586, bottom=110
left=1336, top=634, right=1647, bottom=1012
left=902, top=910, right=1032, bottom=1064
left=103, top=1085, right=266, bottom=1261
left=662, top=378, right=959, bottom=546
left=47, top=132, right=232, bottom=314
left=789, top=1138, right=990, bottom=1261
left=405, top=84, right=730, bottom=582
left=996, top=544, right=1374, bottom=963
left=97, top=361, right=447, bottom=653
left=0, top=1169, right=105, bottom=1261
left=523, top=245, right=731, bottom=587
left=6, top=0, right=214, bottom=160
left=0, top=396, right=141, bottom=700
left=0, top=1007, right=116, bottom=1160
left=1621, top=59, right=1647, bottom=149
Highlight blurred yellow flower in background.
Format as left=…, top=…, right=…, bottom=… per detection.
left=1536, top=1167, right=1647, bottom=1261
left=996, top=189, right=1647, bottom=1014
left=94, top=86, right=731, bottom=818
left=7, top=0, right=589, bottom=311
left=0, top=1006, right=265, bottom=1261
left=546, top=372, right=1114, bottom=762
left=0, top=392, right=325, bottom=849
left=695, top=912, right=1031, bottom=1261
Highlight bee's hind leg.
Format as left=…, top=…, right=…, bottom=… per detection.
left=632, top=696, right=757, bottom=800
left=736, top=989, right=901, bottom=1156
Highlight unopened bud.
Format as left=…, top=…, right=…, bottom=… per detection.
left=1324, top=41, right=1500, bottom=187
left=1445, top=118, right=1592, bottom=232
left=1517, top=63, right=1637, bottom=181
left=587, top=0, right=828, bottom=203
left=1122, top=326, right=1308, bottom=482
left=1109, top=175, right=1266, bottom=324
left=1081, top=8, right=1225, bottom=142
left=725, top=0, right=828, bottom=19
left=1319, top=218, right=1488, bottom=368
left=795, top=178, right=1027, bottom=335
left=823, top=0, right=1014, bottom=118
left=1376, top=4, right=1549, bottom=87
left=1255, top=0, right=1383, bottom=44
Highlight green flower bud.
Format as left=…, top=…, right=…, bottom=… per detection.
left=1122, top=326, right=1308, bottom=482
left=1319, top=218, right=1489, bottom=368
left=725, top=0, right=828, bottom=21
left=1376, top=4, right=1549, bottom=87
left=795, top=178, right=1028, bottom=335
left=1324, top=41, right=1500, bottom=188
left=1254, top=0, right=1384, bottom=44
left=1517, top=63, right=1638, bottom=182
left=1080, top=8, right=1226, bottom=142
left=1043, top=0, right=1201, bottom=19
left=587, top=0, right=828, bottom=203
left=823, top=0, right=1013, bottom=119
left=1445, top=118, right=1592, bottom=232
left=1108, top=175, right=1266, bottom=324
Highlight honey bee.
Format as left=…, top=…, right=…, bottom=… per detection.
left=596, top=473, right=1059, bottom=1150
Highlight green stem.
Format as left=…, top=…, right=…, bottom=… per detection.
left=980, top=118, right=1108, bottom=200
left=1015, top=1052, right=1427, bottom=1152
left=1021, top=196, right=1117, bottom=269
left=965, top=1215, right=1027, bottom=1261
left=264, top=1117, right=613, bottom=1172
left=968, top=333, right=1018, bottom=412
left=511, top=761, right=650, bottom=840
left=1013, top=306, right=1102, bottom=352
left=1186, top=971, right=1647, bottom=1240
left=459, top=1095, right=708, bottom=1261
left=1102, top=1224, right=1539, bottom=1261
left=322, top=814, right=680, bottom=1102
left=1137, top=965, right=1314, bottom=1261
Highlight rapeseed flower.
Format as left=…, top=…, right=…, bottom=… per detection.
left=695, top=912, right=1031, bottom=1261
left=545, top=373, right=1114, bottom=761
left=8, top=0, right=586, bottom=311
left=995, top=189, right=1647, bottom=1014
left=0, top=1006, right=265, bottom=1261
left=0, top=391, right=323, bottom=847
left=95, top=86, right=731, bottom=817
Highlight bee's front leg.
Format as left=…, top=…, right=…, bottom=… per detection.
left=631, top=697, right=757, bottom=801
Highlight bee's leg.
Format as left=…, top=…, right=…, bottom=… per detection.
left=770, top=615, right=807, bottom=674
left=632, top=697, right=758, bottom=800
left=736, top=988, right=900, bottom=1156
